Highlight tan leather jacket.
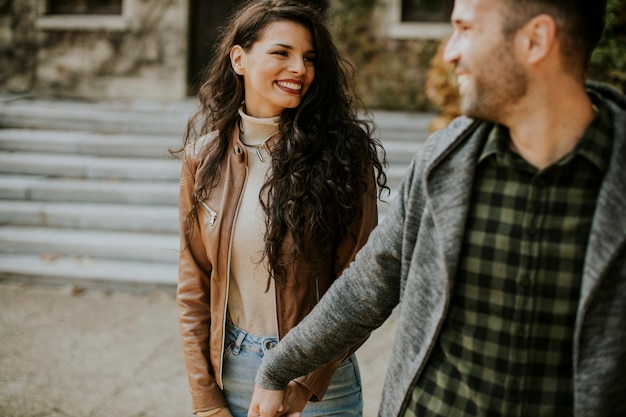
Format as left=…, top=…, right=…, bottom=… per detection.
left=177, top=127, right=379, bottom=413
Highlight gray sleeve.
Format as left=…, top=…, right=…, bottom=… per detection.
left=254, top=156, right=419, bottom=390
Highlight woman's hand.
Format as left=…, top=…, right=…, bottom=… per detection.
left=280, top=381, right=312, bottom=417
left=248, top=385, right=285, bottom=417
left=247, top=381, right=311, bottom=417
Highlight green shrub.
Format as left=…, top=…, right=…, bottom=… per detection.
left=589, top=0, right=626, bottom=92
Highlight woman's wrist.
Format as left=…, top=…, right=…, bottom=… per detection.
left=197, top=406, right=226, bottom=417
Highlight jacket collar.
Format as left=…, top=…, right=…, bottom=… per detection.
left=233, top=123, right=282, bottom=164
left=579, top=85, right=626, bottom=313
left=423, top=118, right=488, bottom=287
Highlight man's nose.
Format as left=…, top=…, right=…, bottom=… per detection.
left=442, top=35, right=459, bottom=64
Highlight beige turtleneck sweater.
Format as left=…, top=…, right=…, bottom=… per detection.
left=227, top=107, right=280, bottom=337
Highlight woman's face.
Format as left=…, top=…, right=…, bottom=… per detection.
left=231, top=20, right=316, bottom=118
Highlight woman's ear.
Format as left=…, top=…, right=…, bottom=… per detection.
left=230, top=45, right=245, bottom=75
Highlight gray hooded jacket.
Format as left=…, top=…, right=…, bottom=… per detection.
left=256, top=82, right=626, bottom=417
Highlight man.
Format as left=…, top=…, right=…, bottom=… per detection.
left=249, top=0, right=626, bottom=415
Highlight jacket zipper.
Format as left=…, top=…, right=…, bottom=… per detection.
left=200, top=201, right=217, bottom=226
left=218, top=163, right=248, bottom=386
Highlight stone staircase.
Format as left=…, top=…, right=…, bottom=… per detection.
left=0, top=95, right=433, bottom=291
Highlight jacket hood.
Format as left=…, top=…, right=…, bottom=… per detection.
left=586, top=80, right=626, bottom=110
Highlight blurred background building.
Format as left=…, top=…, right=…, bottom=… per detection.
left=1, top=0, right=623, bottom=111
left=0, top=0, right=455, bottom=111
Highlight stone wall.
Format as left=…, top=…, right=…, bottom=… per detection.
left=0, top=0, right=446, bottom=110
left=328, top=0, right=446, bottom=112
left=0, top=0, right=188, bottom=99
left=0, top=0, right=38, bottom=93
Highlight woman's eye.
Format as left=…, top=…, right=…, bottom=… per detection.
left=272, top=50, right=288, bottom=57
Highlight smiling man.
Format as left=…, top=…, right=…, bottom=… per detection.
left=248, top=0, right=626, bottom=416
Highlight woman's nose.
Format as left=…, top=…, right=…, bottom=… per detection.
left=288, top=57, right=306, bottom=74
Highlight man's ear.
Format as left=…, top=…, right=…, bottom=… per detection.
left=230, top=45, right=245, bottom=75
left=517, top=14, right=557, bottom=65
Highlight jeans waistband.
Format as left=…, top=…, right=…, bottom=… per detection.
left=225, top=321, right=279, bottom=355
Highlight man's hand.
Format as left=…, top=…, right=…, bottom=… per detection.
left=248, top=385, right=286, bottom=417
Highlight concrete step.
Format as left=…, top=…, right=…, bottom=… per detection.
left=0, top=127, right=420, bottom=166
left=382, top=141, right=422, bottom=165
left=0, top=254, right=177, bottom=290
left=385, top=164, right=409, bottom=190
left=0, top=97, right=194, bottom=135
left=0, top=201, right=179, bottom=233
left=0, top=129, right=180, bottom=159
left=0, top=194, right=396, bottom=230
left=0, top=96, right=435, bottom=139
left=0, top=227, right=179, bottom=263
left=0, top=152, right=407, bottom=187
left=0, top=174, right=402, bottom=206
left=372, top=110, right=434, bottom=136
left=0, top=95, right=428, bottom=289
left=0, top=151, right=181, bottom=181
left=0, top=176, right=178, bottom=206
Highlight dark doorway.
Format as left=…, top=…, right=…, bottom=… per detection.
left=187, top=0, right=243, bottom=95
left=187, top=0, right=328, bottom=96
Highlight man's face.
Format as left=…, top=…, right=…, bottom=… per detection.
left=443, top=0, right=528, bottom=123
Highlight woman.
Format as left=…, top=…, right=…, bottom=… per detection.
left=174, top=1, right=387, bottom=416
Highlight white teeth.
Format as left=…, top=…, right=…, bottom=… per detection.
left=456, top=74, right=469, bottom=90
left=278, top=81, right=302, bottom=90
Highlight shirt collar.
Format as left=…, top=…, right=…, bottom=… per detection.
left=576, top=90, right=613, bottom=173
left=478, top=92, right=613, bottom=174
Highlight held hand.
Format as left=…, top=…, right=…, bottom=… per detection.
left=280, top=381, right=312, bottom=417
left=248, top=385, right=285, bottom=417
left=216, top=407, right=235, bottom=417
left=197, top=407, right=234, bottom=417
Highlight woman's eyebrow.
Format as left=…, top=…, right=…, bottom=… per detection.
left=271, top=43, right=315, bottom=54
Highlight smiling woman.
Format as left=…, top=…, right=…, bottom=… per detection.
left=170, top=1, right=388, bottom=417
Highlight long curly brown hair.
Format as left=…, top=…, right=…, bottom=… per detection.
left=173, top=0, right=388, bottom=288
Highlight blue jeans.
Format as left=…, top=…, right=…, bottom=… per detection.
left=222, top=322, right=363, bottom=417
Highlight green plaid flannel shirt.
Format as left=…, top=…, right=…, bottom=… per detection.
left=404, top=94, right=613, bottom=417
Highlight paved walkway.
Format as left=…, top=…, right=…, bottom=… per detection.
left=0, top=282, right=397, bottom=417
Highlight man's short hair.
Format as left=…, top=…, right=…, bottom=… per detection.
left=500, top=0, right=607, bottom=69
